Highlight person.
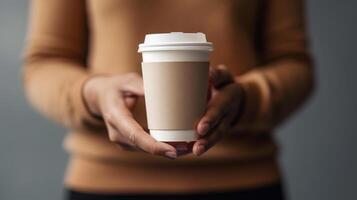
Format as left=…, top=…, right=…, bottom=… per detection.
left=22, top=0, right=314, bottom=199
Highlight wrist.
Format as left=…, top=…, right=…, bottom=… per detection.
left=230, top=82, right=246, bottom=125
left=83, top=76, right=103, bottom=117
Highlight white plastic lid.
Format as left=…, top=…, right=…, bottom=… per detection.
left=138, top=32, right=213, bottom=52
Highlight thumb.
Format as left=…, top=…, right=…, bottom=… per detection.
left=209, top=65, right=234, bottom=89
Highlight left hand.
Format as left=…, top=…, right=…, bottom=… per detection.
left=192, top=65, right=245, bottom=156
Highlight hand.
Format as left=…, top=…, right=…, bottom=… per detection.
left=193, top=65, right=245, bottom=156
left=83, top=73, right=177, bottom=159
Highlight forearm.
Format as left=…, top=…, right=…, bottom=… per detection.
left=22, top=0, right=106, bottom=131
left=23, top=57, right=104, bottom=130
left=232, top=55, right=315, bottom=131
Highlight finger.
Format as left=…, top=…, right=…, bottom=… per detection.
left=136, top=132, right=178, bottom=159
left=196, top=94, right=230, bottom=136
left=209, top=65, right=234, bottom=88
left=113, top=111, right=174, bottom=155
left=108, top=109, right=178, bottom=159
left=104, top=99, right=177, bottom=159
left=193, top=119, right=230, bottom=156
left=106, top=121, right=135, bottom=147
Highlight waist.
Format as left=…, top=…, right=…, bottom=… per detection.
left=65, top=153, right=281, bottom=193
left=66, top=181, right=284, bottom=199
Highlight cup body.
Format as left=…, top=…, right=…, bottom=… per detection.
left=138, top=33, right=213, bottom=142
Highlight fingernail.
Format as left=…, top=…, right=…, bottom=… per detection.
left=165, top=151, right=177, bottom=159
left=196, top=145, right=205, bottom=156
left=199, top=123, right=210, bottom=136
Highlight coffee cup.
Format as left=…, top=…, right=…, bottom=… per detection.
left=138, top=32, right=213, bottom=143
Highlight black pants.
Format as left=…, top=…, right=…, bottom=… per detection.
left=65, top=183, right=285, bottom=200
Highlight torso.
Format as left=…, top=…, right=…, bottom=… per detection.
left=64, top=1, right=280, bottom=191
left=86, top=0, right=262, bottom=75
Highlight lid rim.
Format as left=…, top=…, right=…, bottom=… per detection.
left=138, top=49, right=213, bottom=53
left=138, top=46, right=213, bottom=52
left=139, top=42, right=213, bottom=47
left=138, top=32, right=213, bottom=53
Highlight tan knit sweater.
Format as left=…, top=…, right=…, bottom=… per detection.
left=22, top=0, right=314, bottom=194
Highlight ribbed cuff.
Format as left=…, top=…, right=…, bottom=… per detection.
left=71, top=74, right=105, bottom=130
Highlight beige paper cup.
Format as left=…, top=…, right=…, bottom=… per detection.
left=138, top=32, right=213, bottom=142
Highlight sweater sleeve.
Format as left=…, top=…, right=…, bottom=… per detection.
left=22, top=0, right=105, bottom=130
left=232, top=0, right=315, bottom=132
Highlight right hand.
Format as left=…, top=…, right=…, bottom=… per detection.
left=83, top=73, right=177, bottom=159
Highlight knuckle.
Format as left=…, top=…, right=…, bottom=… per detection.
left=127, top=131, right=137, bottom=144
left=149, top=142, right=162, bottom=155
left=205, top=109, right=219, bottom=122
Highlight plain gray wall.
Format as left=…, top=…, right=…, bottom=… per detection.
left=1, top=0, right=356, bottom=200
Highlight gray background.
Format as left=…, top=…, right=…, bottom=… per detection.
left=0, top=0, right=356, bottom=200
